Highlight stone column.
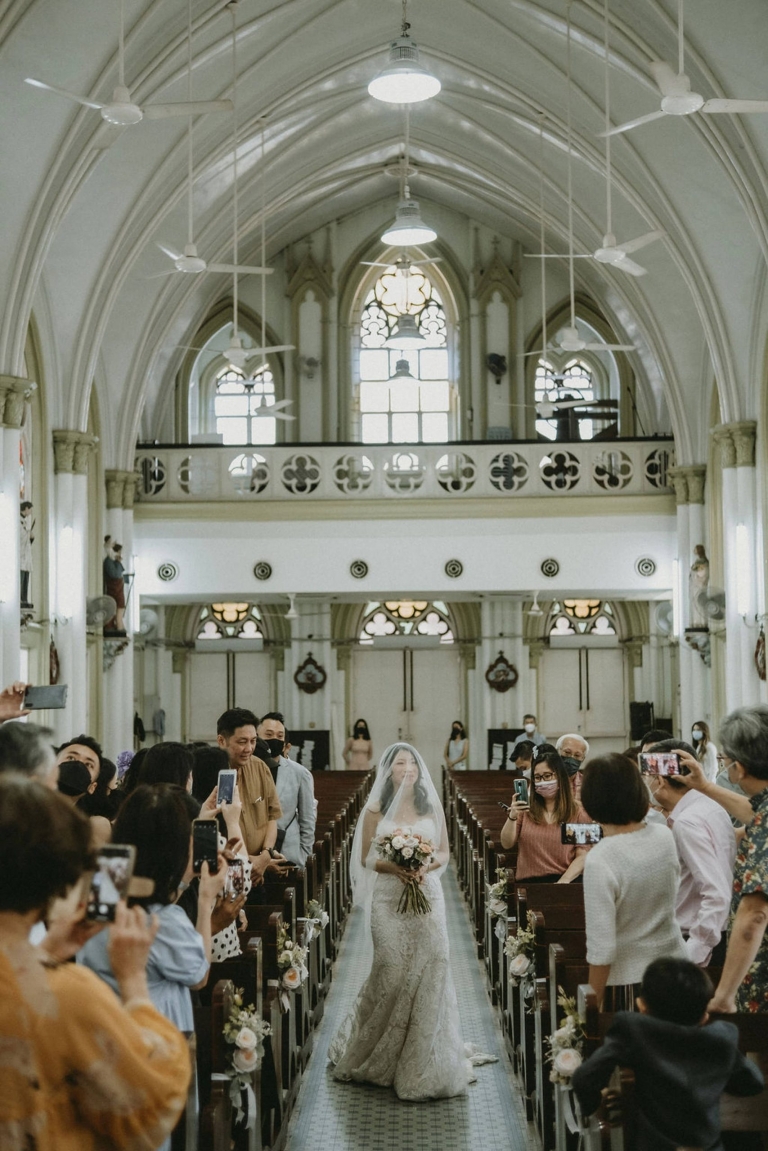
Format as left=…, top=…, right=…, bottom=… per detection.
left=670, top=463, right=710, bottom=734
left=103, top=470, right=136, bottom=755
left=51, top=430, right=95, bottom=739
left=0, top=377, right=34, bottom=684
left=713, top=422, right=760, bottom=710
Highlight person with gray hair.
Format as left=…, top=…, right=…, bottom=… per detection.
left=0, top=721, right=57, bottom=788
left=556, top=733, right=590, bottom=797
left=676, top=705, right=768, bottom=1013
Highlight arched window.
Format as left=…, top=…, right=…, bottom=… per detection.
left=356, top=263, right=453, bottom=444
left=359, top=600, right=454, bottom=644
left=535, top=358, right=598, bottom=441
left=213, top=364, right=277, bottom=445
left=196, top=603, right=264, bottom=640
left=547, top=599, right=616, bottom=636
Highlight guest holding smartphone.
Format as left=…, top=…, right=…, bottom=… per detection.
left=499, top=745, right=590, bottom=883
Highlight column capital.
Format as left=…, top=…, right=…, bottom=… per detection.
left=680, top=464, right=706, bottom=504
left=105, top=469, right=137, bottom=510
left=53, top=430, right=97, bottom=474
left=0, top=375, right=35, bottom=429
left=525, top=637, right=547, bottom=670
left=730, top=421, right=757, bottom=468
left=667, top=466, right=688, bottom=506
left=621, top=638, right=645, bottom=669
left=711, top=424, right=737, bottom=468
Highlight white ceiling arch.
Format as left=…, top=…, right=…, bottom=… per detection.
left=2, top=0, right=768, bottom=465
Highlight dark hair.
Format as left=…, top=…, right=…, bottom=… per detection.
left=512, top=739, right=535, bottom=763
left=191, top=745, right=230, bottom=805
left=448, top=720, right=466, bottom=740
left=719, top=706, right=768, bottom=781
left=0, top=774, right=94, bottom=912
left=523, top=714, right=536, bottom=723
left=640, top=957, right=713, bottom=1026
left=78, top=757, right=123, bottom=819
left=639, top=728, right=673, bottom=750
left=580, top=754, right=650, bottom=825
left=260, top=712, right=289, bottom=740
left=692, top=720, right=711, bottom=757
left=622, top=746, right=640, bottom=767
left=58, top=734, right=103, bottom=769
left=353, top=719, right=370, bottom=740
left=527, top=747, right=577, bottom=825
left=217, top=708, right=259, bottom=737
left=647, top=739, right=698, bottom=790
left=138, top=742, right=194, bottom=790
left=121, top=747, right=148, bottom=796
left=111, top=784, right=193, bottom=904
left=379, top=746, right=430, bottom=816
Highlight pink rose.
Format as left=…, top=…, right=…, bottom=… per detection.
left=233, top=1046, right=259, bottom=1074
left=508, top=953, right=532, bottom=978
left=553, top=1048, right=583, bottom=1077
left=235, top=1026, right=258, bottom=1050
left=282, top=965, right=304, bottom=991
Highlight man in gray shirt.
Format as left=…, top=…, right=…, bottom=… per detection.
left=257, top=712, right=316, bottom=868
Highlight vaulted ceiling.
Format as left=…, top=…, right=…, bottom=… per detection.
left=2, top=0, right=768, bottom=465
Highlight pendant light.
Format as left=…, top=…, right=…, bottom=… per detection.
left=381, top=108, right=437, bottom=245
left=390, top=358, right=416, bottom=380
left=368, top=0, right=441, bottom=104
left=385, top=312, right=425, bottom=348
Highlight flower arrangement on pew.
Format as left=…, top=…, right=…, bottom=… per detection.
left=504, top=909, right=536, bottom=990
left=488, top=868, right=511, bottom=919
left=223, top=988, right=271, bottom=1128
left=303, top=898, right=330, bottom=943
left=546, top=988, right=586, bottom=1084
left=374, top=828, right=435, bottom=914
left=277, top=924, right=309, bottom=1007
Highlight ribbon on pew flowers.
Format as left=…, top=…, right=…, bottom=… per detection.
left=504, top=909, right=537, bottom=1001
left=277, top=924, right=309, bottom=1011
left=547, top=988, right=587, bottom=1137
left=223, top=988, right=271, bottom=1129
left=302, top=898, right=330, bottom=944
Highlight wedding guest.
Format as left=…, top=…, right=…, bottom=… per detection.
left=138, top=741, right=194, bottom=792
left=343, top=719, right=374, bottom=770
left=556, top=732, right=589, bottom=797
left=79, top=756, right=123, bottom=820
left=500, top=746, right=589, bottom=883
left=510, top=740, right=535, bottom=777
left=691, top=719, right=718, bottom=782
left=444, top=721, right=469, bottom=770
left=217, top=708, right=282, bottom=882
left=0, top=720, right=58, bottom=786
left=0, top=773, right=190, bottom=1149
left=257, top=712, right=316, bottom=868
left=580, top=753, right=686, bottom=1008
left=510, top=714, right=546, bottom=752
left=56, top=734, right=102, bottom=799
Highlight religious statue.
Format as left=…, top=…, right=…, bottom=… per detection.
left=103, top=537, right=129, bottom=636
left=20, top=501, right=34, bottom=609
left=689, top=544, right=710, bottom=628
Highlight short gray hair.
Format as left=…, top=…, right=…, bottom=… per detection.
left=719, top=705, right=768, bottom=780
left=556, top=733, right=590, bottom=757
left=0, top=722, right=56, bottom=781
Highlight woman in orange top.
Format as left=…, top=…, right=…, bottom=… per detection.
left=0, top=773, right=190, bottom=1151
left=500, top=745, right=590, bottom=882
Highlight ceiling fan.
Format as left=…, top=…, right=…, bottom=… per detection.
left=526, top=0, right=664, bottom=278
left=25, top=0, right=232, bottom=128
left=154, top=0, right=272, bottom=280
left=601, top=0, right=768, bottom=138
left=536, top=395, right=619, bottom=419
left=245, top=394, right=295, bottom=422
left=360, top=253, right=441, bottom=271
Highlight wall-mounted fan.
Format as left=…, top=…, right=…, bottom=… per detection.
left=693, top=586, right=726, bottom=622
left=86, top=596, right=117, bottom=626
left=139, top=607, right=159, bottom=638
left=654, top=600, right=674, bottom=636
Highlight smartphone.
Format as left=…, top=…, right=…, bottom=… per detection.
left=561, top=822, right=603, bottom=845
left=639, top=751, right=684, bottom=777
left=226, top=858, right=245, bottom=897
left=513, top=778, right=529, bottom=805
left=217, top=768, right=237, bottom=807
left=192, top=819, right=219, bottom=875
left=86, top=844, right=136, bottom=922
left=24, top=684, right=68, bottom=710
left=498, top=801, right=511, bottom=814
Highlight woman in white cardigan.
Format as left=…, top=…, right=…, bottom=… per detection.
left=580, top=753, right=687, bottom=1010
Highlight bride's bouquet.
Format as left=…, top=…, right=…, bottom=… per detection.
left=374, top=829, right=435, bottom=915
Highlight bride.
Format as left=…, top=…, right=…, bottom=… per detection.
left=329, top=742, right=486, bottom=1100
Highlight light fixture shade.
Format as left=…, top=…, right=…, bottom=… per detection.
left=385, top=313, right=425, bottom=348
left=368, top=37, right=441, bottom=104
left=390, top=358, right=416, bottom=380
left=381, top=197, right=437, bottom=246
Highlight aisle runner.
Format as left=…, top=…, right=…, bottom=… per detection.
left=286, top=866, right=533, bottom=1151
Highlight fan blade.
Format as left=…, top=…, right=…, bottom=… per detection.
left=25, top=77, right=104, bottom=110
left=408, top=258, right=443, bottom=266
left=207, top=263, right=273, bottom=275
left=617, top=230, right=664, bottom=255
left=702, top=99, right=768, bottom=114
left=360, top=261, right=393, bottom=267
left=599, top=110, right=667, bottom=137
left=614, top=257, right=647, bottom=277
left=524, top=253, right=591, bottom=258
left=584, top=343, right=636, bottom=352
left=243, top=344, right=295, bottom=359
left=142, top=99, right=234, bottom=120
left=272, top=412, right=296, bottom=421
left=269, top=399, right=294, bottom=411
left=156, top=242, right=183, bottom=261
left=649, top=61, right=680, bottom=98
left=144, top=270, right=179, bottom=280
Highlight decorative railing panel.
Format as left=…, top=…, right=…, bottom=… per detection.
left=134, top=441, right=674, bottom=503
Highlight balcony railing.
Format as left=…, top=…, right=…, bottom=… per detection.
left=134, top=440, right=674, bottom=504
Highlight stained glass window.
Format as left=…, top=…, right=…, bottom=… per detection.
left=535, top=359, right=595, bottom=441
left=214, top=364, right=277, bottom=445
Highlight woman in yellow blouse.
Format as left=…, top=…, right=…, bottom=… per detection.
left=0, top=772, right=190, bottom=1150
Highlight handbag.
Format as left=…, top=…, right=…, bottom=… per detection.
left=275, top=808, right=298, bottom=853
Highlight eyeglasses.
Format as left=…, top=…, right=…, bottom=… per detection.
left=534, top=772, right=557, bottom=782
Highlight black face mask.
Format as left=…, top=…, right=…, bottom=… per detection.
left=264, top=738, right=285, bottom=760
left=561, top=756, right=581, bottom=777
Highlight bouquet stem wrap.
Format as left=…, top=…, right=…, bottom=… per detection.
left=375, top=828, right=436, bottom=915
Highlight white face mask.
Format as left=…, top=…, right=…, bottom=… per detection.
left=692, top=729, right=703, bottom=741
left=524, top=723, right=536, bottom=734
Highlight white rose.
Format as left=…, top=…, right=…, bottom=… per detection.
left=490, top=899, right=508, bottom=917
left=391, top=835, right=405, bottom=850
left=403, top=836, right=418, bottom=848
left=282, top=966, right=303, bottom=991
left=235, top=1026, right=258, bottom=1050
left=553, top=1048, right=583, bottom=1077
left=508, top=953, right=532, bottom=978
left=279, top=949, right=293, bottom=966
left=553, top=1025, right=573, bottom=1044
left=233, top=1046, right=259, bottom=1074
left=401, top=847, right=414, bottom=859
left=319, top=910, right=329, bottom=928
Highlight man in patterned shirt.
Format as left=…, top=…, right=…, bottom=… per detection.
left=677, top=706, right=768, bottom=1013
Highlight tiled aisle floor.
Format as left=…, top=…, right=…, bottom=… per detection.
left=286, top=867, right=534, bottom=1150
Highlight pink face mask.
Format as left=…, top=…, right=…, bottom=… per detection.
left=534, top=779, right=559, bottom=798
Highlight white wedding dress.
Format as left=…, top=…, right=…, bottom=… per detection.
left=329, top=817, right=473, bottom=1100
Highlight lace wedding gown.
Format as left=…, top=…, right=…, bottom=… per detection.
left=329, top=817, right=474, bottom=1100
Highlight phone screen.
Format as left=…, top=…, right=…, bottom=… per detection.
left=193, top=819, right=219, bottom=875
left=513, top=779, right=529, bottom=805
left=560, top=822, right=603, bottom=845
left=226, top=858, right=245, bottom=896
left=217, top=769, right=236, bottom=807
left=639, top=751, right=683, bottom=776
left=24, top=684, right=68, bottom=710
left=86, top=845, right=136, bottom=922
